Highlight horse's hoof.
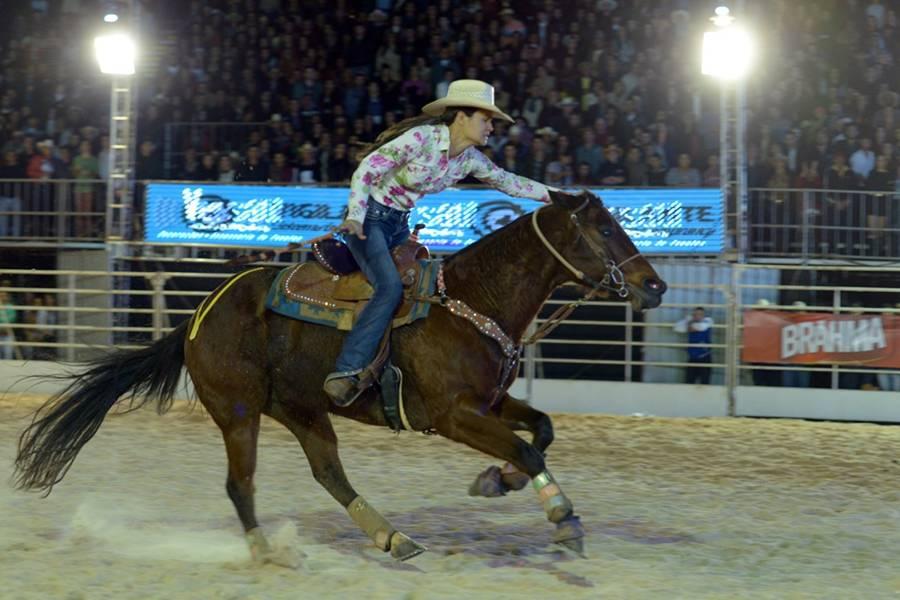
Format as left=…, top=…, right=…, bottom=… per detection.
left=553, top=515, right=585, bottom=557
left=468, top=465, right=506, bottom=497
left=247, top=527, right=273, bottom=563
left=500, top=470, right=530, bottom=491
left=389, top=531, right=427, bottom=561
left=556, top=536, right=586, bottom=558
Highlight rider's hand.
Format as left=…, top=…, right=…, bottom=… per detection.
left=542, top=186, right=562, bottom=203
left=337, top=219, right=366, bottom=239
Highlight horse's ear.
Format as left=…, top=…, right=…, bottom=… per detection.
left=549, top=188, right=598, bottom=211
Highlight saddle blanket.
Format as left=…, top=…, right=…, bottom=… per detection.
left=264, top=259, right=442, bottom=330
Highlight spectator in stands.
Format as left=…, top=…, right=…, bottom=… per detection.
left=54, top=147, right=73, bottom=179
left=500, top=142, right=522, bottom=174
left=794, top=160, right=822, bottom=188
left=268, top=152, right=294, bottom=183
left=326, top=143, right=353, bottom=183
left=0, top=150, right=24, bottom=178
left=850, top=137, right=877, bottom=180
left=197, top=154, right=218, bottom=181
left=525, top=137, right=551, bottom=182
left=575, top=129, right=603, bottom=179
left=702, top=154, right=720, bottom=188
left=135, top=141, right=164, bottom=180
left=235, top=145, right=270, bottom=182
left=866, top=154, right=895, bottom=254
left=823, top=153, right=855, bottom=252
left=217, top=155, right=236, bottom=182
left=72, top=140, right=99, bottom=237
left=674, top=307, right=714, bottom=385
left=646, top=153, right=668, bottom=186
left=665, top=153, right=701, bottom=187
left=573, top=161, right=595, bottom=186
left=295, top=143, right=320, bottom=183
left=596, top=144, right=627, bottom=186
left=177, top=148, right=201, bottom=180
left=26, top=140, right=58, bottom=180
left=624, top=147, right=647, bottom=186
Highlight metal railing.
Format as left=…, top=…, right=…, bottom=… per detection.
left=2, top=262, right=899, bottom=398
left=0, top=179, right=107, bottom=244
left=748, top=187, right=900, bottom=261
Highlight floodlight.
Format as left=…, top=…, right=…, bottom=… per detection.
left=94, top=33, right=136, bottom=75
left=701, top=7, right=754, bottom=81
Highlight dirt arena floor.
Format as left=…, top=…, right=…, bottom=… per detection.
left=2, top=393, right=900, bottom=599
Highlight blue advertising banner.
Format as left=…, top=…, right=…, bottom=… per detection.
left=144, top=184, right=723, bottom=254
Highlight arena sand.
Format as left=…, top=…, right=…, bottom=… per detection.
left=2, top=393, right=900, bottom=599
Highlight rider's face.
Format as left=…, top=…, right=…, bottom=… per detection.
left=461, top=110, right=494, bottom=146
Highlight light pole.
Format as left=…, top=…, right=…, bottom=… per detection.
left=94, top=18, right=137, bottom=243
left=95, top=9, right=138, bottom=349
left=702, top=6, right=754, bottom=261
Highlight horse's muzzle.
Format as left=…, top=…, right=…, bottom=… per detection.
left=637, top=277, right=666, bottom=309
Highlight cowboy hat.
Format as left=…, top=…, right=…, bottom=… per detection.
left=421, top=79, right=514, bottom=123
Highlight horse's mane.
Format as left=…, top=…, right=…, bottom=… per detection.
left=442, top=207, right=542, bottom=272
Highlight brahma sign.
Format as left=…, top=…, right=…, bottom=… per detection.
left=742, top=310, right=900, bottom=367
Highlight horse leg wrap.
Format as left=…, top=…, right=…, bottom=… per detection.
left=346, top=496, right=396, bottom=552
left=533, top=470, right=573, bottom=523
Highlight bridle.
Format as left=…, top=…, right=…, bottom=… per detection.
left=531, top=198, right=642, bottom=299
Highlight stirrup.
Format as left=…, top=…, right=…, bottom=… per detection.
left=324, top=371, right=366, bottom=407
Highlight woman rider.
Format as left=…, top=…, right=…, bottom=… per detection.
left=324, top=79, right=553, bottom=406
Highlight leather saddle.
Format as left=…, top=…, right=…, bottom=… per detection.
left=280, top=237, right=432, bottom=330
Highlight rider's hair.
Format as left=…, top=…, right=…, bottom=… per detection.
left=357, top=107, right=478, bottom=159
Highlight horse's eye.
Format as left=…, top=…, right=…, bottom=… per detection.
left=601, top=228, right=613, bottom=237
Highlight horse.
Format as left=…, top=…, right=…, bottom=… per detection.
left=14, top=190, right=666, bottom=563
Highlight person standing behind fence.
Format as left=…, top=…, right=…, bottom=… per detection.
left=0, top=290, right=16, bottom=360
left=674, top=307, right=714, bottom=385
left=72, top=141, right=99, bottom=237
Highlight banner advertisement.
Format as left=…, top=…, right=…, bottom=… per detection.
left=144, top=184, right=723, bottom=254
left=742, top=310, right=900, bottom=368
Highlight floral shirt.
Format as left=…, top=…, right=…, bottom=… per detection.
left=347, top=124, right=549, bottom=222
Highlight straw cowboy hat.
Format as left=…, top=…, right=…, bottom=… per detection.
left=422, top=79, right=514, bottom=123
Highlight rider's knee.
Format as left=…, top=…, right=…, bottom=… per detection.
left=376, top=276, right=403, bottom=304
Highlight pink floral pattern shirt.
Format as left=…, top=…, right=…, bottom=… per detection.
left=347, top=124, right=549, bottom=222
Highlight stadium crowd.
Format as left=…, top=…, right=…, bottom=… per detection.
left=0, top=0, right=898, bottom=193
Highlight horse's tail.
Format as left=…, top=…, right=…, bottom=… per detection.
left=14, top=320, right=189, bottom=495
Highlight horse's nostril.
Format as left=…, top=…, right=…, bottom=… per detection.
left=643, top=278, right=667, bottom=294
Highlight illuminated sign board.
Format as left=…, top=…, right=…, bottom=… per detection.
left=144, top=184, right=723, bottom=254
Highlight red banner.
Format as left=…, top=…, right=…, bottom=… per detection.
left=742, top=310, right=900, bottom=367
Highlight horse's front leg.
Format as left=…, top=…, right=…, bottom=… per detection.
left=469, top=393, right=552, bottom=498
left=436, top=399, right=585, bottom=555
left=268, top=403, right=427, bottom=561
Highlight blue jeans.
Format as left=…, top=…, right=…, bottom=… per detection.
left=334, top=201, right=410, bottom=373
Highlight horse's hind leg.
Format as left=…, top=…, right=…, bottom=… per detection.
left=268, top=403, right=427, bottom=561
left=211, top=403, right=283, bottom=564
left=469, top=394, right=553, bottom=497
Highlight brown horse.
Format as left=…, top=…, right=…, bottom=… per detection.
left=15, top=190, right=666, bottom=563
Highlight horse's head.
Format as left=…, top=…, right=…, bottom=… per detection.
left=537, top=189, right=666, bottom=310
